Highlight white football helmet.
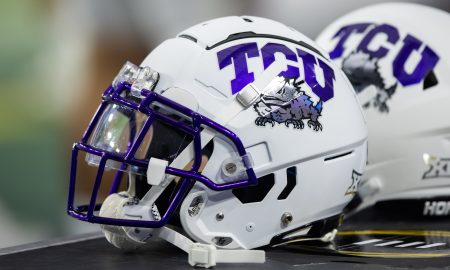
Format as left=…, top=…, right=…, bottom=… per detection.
left=316, top=3, right=450, bottom=217
left=68, top=16, right=367, bottom=267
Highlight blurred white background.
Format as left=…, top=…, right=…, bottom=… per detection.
left=0, top=0, right=448, bottom=249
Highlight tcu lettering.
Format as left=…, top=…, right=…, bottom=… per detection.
left=217, top=42, right=335, bottom=101
left=329, top=23, right=439, bottom=87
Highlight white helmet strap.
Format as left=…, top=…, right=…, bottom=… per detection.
left=155, top=226, right=265, bottom=268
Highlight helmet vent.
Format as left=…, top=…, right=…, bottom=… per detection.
left=242, top=17, right=253, bottom=22
left=178, top=34, right=198, bottom=43
left=277, top=166, right=297, bottom=200
left=324, top=150, right=353, bottom=162
left=423, top=70, right=438, bottom=90
left=232, top=173, right=275, bottom=204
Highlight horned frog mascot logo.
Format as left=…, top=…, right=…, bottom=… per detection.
left=253, top=76, right=323, bottom=131
left=342, top=51, right=397, bottom=113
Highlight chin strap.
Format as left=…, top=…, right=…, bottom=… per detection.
left=155, top=226, right=265, bottom=268
left=101, top=193, right=265, bottom=268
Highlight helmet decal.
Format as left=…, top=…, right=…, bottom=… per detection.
left=345, top=169, right=363, bottom=196
left=253, top=76, right=323, bottom=131
left=423, top=200, right=450, bottom=216
left=216, top=41, right=335, bottom=101
left=423, top=156, right=450, bottom=180
left=217, top=42, right=260, bottom=94
left=327, top=22, right=440, bottom=112
left=342, top=51, right=397, bottom=112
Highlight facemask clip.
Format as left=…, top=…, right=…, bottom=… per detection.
left=147, top=158, right=169, bottom=186
left=220, top=153, right=254, bottom=182
left=112, top=61, right=160, bottom=98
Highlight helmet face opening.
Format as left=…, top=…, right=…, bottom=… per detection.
left=86, top=102, right=196, bottom=175
left=67, top=79, right=257, bottom=228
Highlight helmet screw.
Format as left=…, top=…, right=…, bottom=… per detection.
left=281, top=212, right=293, bottom=226
left=246, top=222, right=255, bottom=232
left=216, top=212, right=224, bottom=221
left=225, top=163, right=237, bottom=174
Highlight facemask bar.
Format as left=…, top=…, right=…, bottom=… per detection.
left=67, top=81, right=257, bottom=228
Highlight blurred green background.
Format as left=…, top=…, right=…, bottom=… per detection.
left=0, top=0, right=448, bottom=248
left=0, top=0, right=67, bottom=245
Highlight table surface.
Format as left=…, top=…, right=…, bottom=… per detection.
left=1, top=207, right=449, bottom=270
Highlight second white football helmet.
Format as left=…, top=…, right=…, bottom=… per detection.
left=316, top=3, right=450, bottom=217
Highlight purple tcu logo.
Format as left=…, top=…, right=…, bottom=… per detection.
left=329, top=23, right=439, bottom=86
left=216, top=42, right=335, bottom=102
left=328, top=23, right=439, bottom=112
